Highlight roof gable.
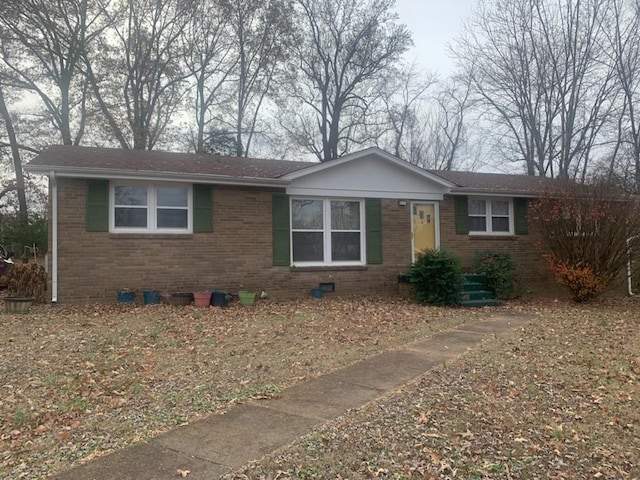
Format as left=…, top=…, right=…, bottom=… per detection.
left=283, top=147, right=454, bottom=200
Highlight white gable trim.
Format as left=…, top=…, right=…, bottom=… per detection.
left=281, top=147, right=456, bottom=188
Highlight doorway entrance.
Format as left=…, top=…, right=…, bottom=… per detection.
left=412, top=202, right=438, bottom=261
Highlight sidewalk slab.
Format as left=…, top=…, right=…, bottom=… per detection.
left=49, top=441, right=224, bottom=480
left=322, top=350, right=443, bottom=391
left=263, top=376, right=382, bottom=420
left=154, top=404, right=320, bottom=469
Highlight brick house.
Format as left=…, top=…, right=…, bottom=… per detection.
left=26, top=145, right=557, bottom=303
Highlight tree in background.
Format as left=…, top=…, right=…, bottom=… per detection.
left=182, top=0, right=236, bottom=154
left=529, top=180, right=640, bottom=301
left=220, top=0, right=293, bottom=157
left=280, top=0, right=411, bottom=162
left=453, top=0, right=618, bottom=179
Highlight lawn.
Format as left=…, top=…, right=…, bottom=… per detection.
left=224, top=299, right=640, bottom=479
left=1, top=298, right=638, bottom=479
left=1, top=297, right=476, bottom=479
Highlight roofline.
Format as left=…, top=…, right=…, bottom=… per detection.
left=281, top=147, right=457, bottom=188
left=24, top=164, right=291, bottom=188
left=449, top=189, right=539, bottom=198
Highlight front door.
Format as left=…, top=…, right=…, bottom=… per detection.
left=412, top=203, right=437, bottom=260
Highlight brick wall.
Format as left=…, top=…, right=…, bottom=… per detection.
left=439, top=195, right=558, bottom=296
left=53, top=178, right=414, bottom=303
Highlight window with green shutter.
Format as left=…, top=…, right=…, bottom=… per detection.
left=279, top=196, right=379, bottom=266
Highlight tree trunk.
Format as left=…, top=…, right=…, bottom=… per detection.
left=0, top=86, right=28, bottom=222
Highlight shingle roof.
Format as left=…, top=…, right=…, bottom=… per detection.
left=27, top=145, right=558, bottom=196
left=429, top=169, right=560, bottom=196
left=27, top=145, right=313, bottom=180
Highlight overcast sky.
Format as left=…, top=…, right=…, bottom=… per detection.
left=394, top=0, right=476, bottom=75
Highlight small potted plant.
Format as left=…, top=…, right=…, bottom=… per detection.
left=1, top=263, right=46, bottom=313
left=117, top=288, right=135, bottom=304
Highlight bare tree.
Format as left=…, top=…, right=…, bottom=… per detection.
left=0, top=0, right=105, bottom=146
left=376, top=64, right=436, bottom=159
left=605, top=0, right=640, bottom=192
left=182, top=0, right=237, bottom=154
left=281, top=0, right=411, bottom=162
left=454, top=0, right=618, bottom=179
left=84, top=0, right=193, bottom=150
left=217, top=0, right=293, bottom=157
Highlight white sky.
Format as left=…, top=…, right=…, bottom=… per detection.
left=394, top=0, right=476, bottom=76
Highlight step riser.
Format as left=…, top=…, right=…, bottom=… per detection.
left=461, top=291, right=494, bottom=300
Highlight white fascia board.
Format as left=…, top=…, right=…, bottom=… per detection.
left=286, top=186, right=445, bottom=201
left=281, top=147, right=456, bottom=188
left=25, top=166, right=290, bottom=188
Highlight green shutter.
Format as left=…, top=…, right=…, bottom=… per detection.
left=365, top=198, right=383, bottom=264
left=272, top=194, right=290, bottom=266
left=86, top=180, right=109, bottom=232
left=454, top=196, right=469, bottom=234
left=193, top=184, right=213, bottom=233
left=514, top=198, right=528, bottom=235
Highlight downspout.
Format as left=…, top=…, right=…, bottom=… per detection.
left=627, top=235, right=638, bottom=297
left=50, top=171, right=58, bottom=303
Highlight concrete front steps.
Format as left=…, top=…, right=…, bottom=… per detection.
left=460, top=273, right=501, bottom=307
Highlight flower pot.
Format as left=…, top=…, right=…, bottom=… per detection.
left=4, top=297, right=34, bottom=314
left=143, top=290, right=160, bottom=305
left=193, top=291, right=211, bottom=308
left=238, top=291, right=256, bottom=306
left=117, top=291, right=135, bottom=304
left=169, top=292, right=193, bottom=306
left=211, top=290, right=229, bottom=308
left=311, top=287, right=324, bottom=299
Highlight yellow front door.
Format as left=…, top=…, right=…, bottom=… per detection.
left=412, top=203, right=436, bottom=259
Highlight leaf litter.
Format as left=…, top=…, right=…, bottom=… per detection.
left=223, top=298, right=640, bottom=480
left=0, top=297, right=473, bottom=479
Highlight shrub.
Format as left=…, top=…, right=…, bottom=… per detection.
left=545, top=255, right=606, bottom=302
left=0, top=263, right=47, bottom=302
left=472, top=250, right=518, bottom=299
left=530, top=180, right=640, bottom=302
left=406, top=249, right=462, bottom=306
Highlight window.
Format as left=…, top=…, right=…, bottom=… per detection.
left=291, top=198, right=364, bottom=265
left=111, top=183, right=191, bottom=233
left=468, top=198, right=512, bottom=234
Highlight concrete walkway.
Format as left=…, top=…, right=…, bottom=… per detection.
left=50, top=313, right=531, bottom=480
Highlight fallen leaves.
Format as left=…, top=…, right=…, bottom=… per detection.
left=0, top=297, right=467, bottom=479
left=221, top=298, right=640, bottom=480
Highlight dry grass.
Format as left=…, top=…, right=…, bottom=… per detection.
left=3, top=297, right=639, bottom=479
left=225, top=299, right=640, bottom=479
left=1, top=297, right=478, bottom=480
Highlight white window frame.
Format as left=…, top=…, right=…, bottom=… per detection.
left=110, top=182, right=193, bottom=234
left=290, top=197, right=366, bottom=266
left=468, top=197, right=514, bottom=235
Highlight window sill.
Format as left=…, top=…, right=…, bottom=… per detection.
left=108, top=233, right=194, bottom=240
left=469, top=235, right=518, bottom=241
left=290, top=265, right=368, bottom=272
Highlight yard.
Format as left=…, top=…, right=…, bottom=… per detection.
left=1, top=297, right=639, bottom=479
